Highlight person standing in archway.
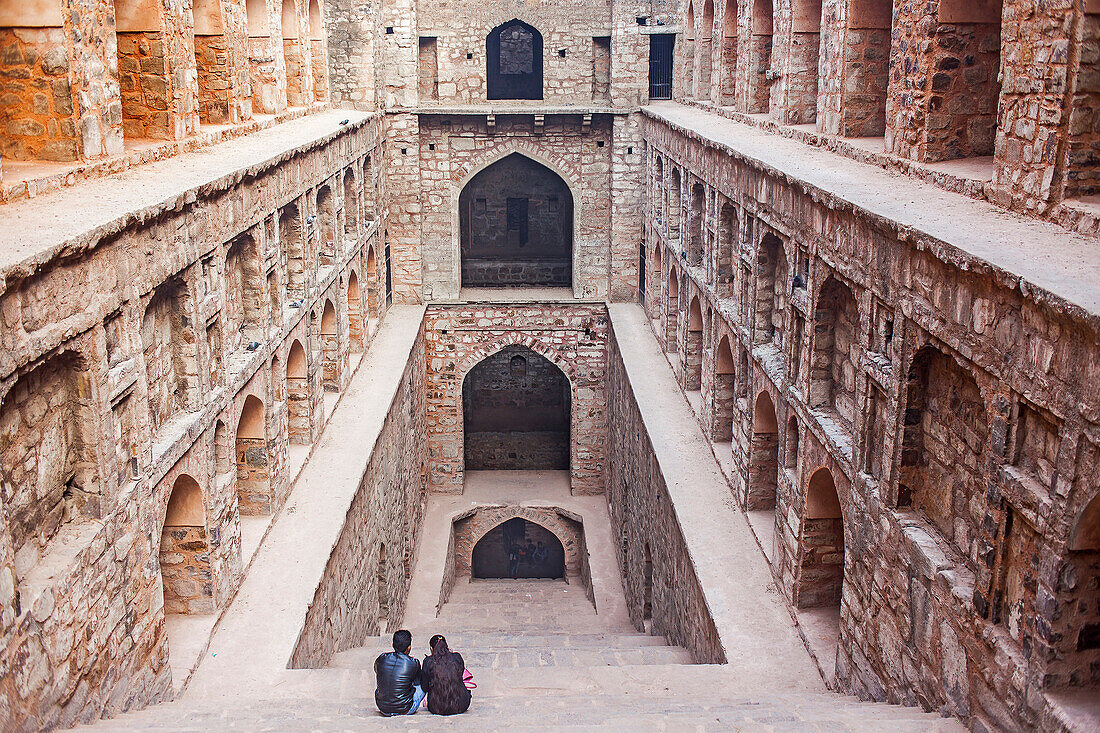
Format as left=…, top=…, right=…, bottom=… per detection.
left=508, top=543, right=521, bottom=579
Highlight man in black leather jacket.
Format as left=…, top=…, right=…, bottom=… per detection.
left=375, top=629, right=424, bottom=716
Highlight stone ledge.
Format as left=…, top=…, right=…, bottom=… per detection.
left=642, top=103, right=1100, bottom=329
left=0, top=109, right=376, bottom=282
left=1, top=104, right=333, bottom=206
left=670, top=97, right=1100, bottom=238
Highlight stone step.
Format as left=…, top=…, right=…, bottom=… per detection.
left=331, top=644, right=692, bottom=669
left=79, top=688, right=963, bottom=732
left=372, top=632, right=671, bottom=649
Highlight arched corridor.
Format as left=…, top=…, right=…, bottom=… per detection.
left=472, top=518, right=565, bottom=579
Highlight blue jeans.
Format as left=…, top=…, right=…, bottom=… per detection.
left=382, top=685, right=425, bottom=716
left=405, top=684, right=425, bottom=715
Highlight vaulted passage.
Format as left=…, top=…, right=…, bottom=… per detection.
left=459, top=154, right=573, bottom=287
left=472, top=518, right=565, bottom=579
left=463, top=346, right=570, bottom=470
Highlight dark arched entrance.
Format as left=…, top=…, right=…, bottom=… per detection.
left=487, top=19, right=543, bottom=99
left=473, top=518, right=565, bottom=579
left=460, top=154, right=573, bottom=287
left=463, top=345, right=570, bottom=469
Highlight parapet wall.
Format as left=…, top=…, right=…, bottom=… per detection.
left=605, top=334, right=725, bottom=666
left=289, top=325, right=427, bottom=668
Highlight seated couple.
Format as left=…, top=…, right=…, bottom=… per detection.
left=374, top=630, right=472, bottom=716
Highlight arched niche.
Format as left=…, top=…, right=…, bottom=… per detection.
left=459, top=153, right=573, bottom=287
left=462, top=345, right=570, bottom=470
left=159, top=473, right=215, bottom=614
left=747, top=391, right=779, bottom=510
left=797, top=467, right=845, bottom=609
left=235, top=394, right=272, bottom=513
left=487, top=19, right=543, bottom=100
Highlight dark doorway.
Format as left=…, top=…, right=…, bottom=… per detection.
left=460, top=154, right=573, bottom=287
left=649, top=34, right=675, bottom=99
left=487, top=19, right=543, bottom=100
left=473, top=518, right=565, bottom=579
left=463, top=345, right=570, bottom=470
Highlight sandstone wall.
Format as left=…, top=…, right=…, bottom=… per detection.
left=415, top=114, right=618, bottom=300
left=0, top=114, right=384, bottom=730
left=424, top=303, right=608, bottom=495
left=0, top=0, right=335, bottom=175
left=0, top=27, right=78, bottom=161
left=642, top=111, right=1100, bottom=731
left=672, top=0, right=1100, bottom=233
left=289, top=325, right=427, bottom=668
left=605, top=331, right=726, bottom=665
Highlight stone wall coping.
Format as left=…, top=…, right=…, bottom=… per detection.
left=643, top=103, right=1100, bottom=330
left=0, top=109, right=376, bottom=287
left=608, top=303, right=826, bottom=690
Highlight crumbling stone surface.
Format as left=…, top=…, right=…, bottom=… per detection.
left=0, top=109, right=383, bottom=730
left=675, top=0, right=1100, bottom=230
left=643, top=106, right=1100, bottom=732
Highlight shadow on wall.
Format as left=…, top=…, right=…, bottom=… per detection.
left=459, top=153, right=573, bottom=287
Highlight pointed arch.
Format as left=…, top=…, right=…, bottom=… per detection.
left=709, top=334, right=736, bottom=441
left=236, top=394, right=272, bottom=513
left=462, top=345, right=570, bottom=471
left=286, top=339, right=312, bottom=444
left=683, top=295, right=704, bottom=391
left=159, top=473, right=214, bottom=614
left=320, top=299, right=340, bottom=390
left=487, top=19, right=543, bottom=99
left=458, top=152, right=573, bottom=287
left=347, top=270, right=363, bottom=351
left=796, top=467, right=845, bottom=610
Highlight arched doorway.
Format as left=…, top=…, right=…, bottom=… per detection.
left=463, top=346, right=570, bottom=470
left=486, top=19, right=543, bottom=99
left=459, top=153, right=573, bottom=287
left=472, top=518, right=565, bottom=579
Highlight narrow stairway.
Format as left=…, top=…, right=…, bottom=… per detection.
left=331, top=578, right=693, bottom=671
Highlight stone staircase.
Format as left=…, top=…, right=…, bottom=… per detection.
left=331, top=578, right=693, bottom=670
left=79, top=577, right=963, bottom=731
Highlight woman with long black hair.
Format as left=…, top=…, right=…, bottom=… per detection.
left=421, top=634, right=472, bottom=715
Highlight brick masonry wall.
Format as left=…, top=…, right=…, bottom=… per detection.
left=643, top=112, right=1100, bottom=731
left=424, top=303, right=608, bottom=495
left=289, top=325, right=426, bottom=668
left=0, top=115, right=384, bottom=729
left=605, top=332, right=725, bottom=665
